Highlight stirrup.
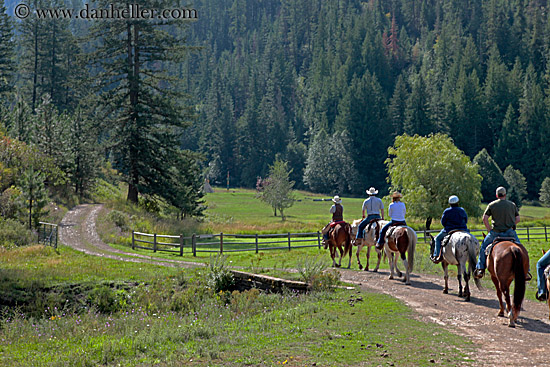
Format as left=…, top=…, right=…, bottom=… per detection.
left=474, top=268, right=484, bottom=279
left=430, top=255, right=442, bottom=264
left=536, top=292, right=548, bottom=302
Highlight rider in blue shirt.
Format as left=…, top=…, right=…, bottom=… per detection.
left=431, top=195, right=469, bottom=263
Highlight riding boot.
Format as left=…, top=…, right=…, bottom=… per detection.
left=473, top=268, right=485, bottom=279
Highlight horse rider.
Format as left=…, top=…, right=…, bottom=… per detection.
left=355, top=187, right=384, bottom=242
left=474, top=186, right=530, bottom=280
left=375, top=191, right=406, bottom=249
left=535, top=249, right=550, bottom=301
left=430, top=195, right=470, bottom=263
left=322, top=195, right=344, bottom=247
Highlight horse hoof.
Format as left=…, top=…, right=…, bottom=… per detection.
left=465, top=296, right=470, bottom=302
left=397, top=272, right=403, bottom=277
left=497, top=312, right=504, bottom=317
left=389, top=276, right=394, bottom=280
left=364, top=268, right=369, bottom=272
left=443, top=289, right=448, bottom=294
left=458, top=292, right=463, bottom=297
left=373, top=269, right=378, bottom=273
left=358, top=264, right=363, bottom=270
left=508, top=322, right=516, bottom=328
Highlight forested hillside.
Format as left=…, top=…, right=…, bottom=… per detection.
left=2, top=0, right=550, bottom=221
left=183, top=0, right=550, bottom=199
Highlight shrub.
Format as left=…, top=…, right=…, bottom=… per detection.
left=297, top=255, right=328, bottom=283
left=106, top=210, right=130, bottom=232
left=206, top=254, right=235, bottom=293
left=310, top=269, right=341, bottom=292
left=0, top=219, right=35, bottom=248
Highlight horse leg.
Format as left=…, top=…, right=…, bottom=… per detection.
left=401, top=252, right=410, bottom=285
left=337, top=245, right=344, bottom=267
left=457, top=264, right=463, bottom=298
left=356, top=244, right=363, bottom=270
left=491, top=274, right=506, bottom=317
left=442, top=263, right=449, bottom=294
left=365, top=246, right=370, bottom=271
left=460, top=262, right=471, bottom=302
left=387, top=250, right=395, bottom=280
left=373, top=247, right=382, bottom=272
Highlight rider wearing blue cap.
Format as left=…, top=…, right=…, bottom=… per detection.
left=430, top=195, right=469, bottom=263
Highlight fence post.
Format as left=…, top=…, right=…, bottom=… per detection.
left=132, top=231, right=135, bottom=250
left=220, top=233, right=223, bottom=254
left=527, top=227, right=530, bottom=242
left=545, top=226, right=548, bottom=242
left=192, top=234, right=196, bottom=257
left=153, top=233, right=157, bottom=252
left=288, top=232, right=291, bottom=251
left=179, top=235, right=184, bottom=256
left=255, top=234, right=259, bottom=254
left=55, top=225, right=58, bottom=249
left=317, top=231, right=321, bottom=249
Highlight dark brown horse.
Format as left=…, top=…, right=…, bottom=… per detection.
left=326, top=223, right=353, bottom=268
left=486, top=240, right=529, bottom=327
left=381, top=225, right=416, bottom=285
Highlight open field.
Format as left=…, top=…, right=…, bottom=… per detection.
left=202, top=188, right=550, bottom=234
left=0, top=245, right=474, bottom=367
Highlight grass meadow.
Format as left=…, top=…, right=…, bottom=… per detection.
left=0, top=245, right=475, bottom=366
left=2, top=187, right=549, bottom=366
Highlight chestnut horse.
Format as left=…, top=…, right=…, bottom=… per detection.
left=326, top=223, right=353, bottom=268
left=351, top=219, right=388, bottom=271
left=486, top=240, right=529, bottom=327
left=381, top=225, right=417, bottom=285
left=428, top=232, right=481, bottom=301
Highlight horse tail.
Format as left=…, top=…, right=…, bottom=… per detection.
left=512, top=247, right=526, bottom=310
left=407, top=228, right=416, bottom=273
left=467, top=235, right=482, bottom=290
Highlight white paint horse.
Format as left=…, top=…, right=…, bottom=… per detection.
left=351, top=219, right=388, bottom=271
left=428, top=232, right=481, bottom=302
left=380, top=225, right=417, bottom=285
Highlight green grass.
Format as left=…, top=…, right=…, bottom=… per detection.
left=0, top=245, right=475, bottom=366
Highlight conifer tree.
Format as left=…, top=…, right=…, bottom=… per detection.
left=0, top=1, right=14, bottom=99
left=86, top=0, right=200, bottom=209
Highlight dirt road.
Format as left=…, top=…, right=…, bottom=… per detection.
left=59, top=204, right=550, bottom=367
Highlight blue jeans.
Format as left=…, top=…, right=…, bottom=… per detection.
left=476, top=229, right=520, bottom=270
left=433, top=229, right=447, bottom=257
left=356, top=214, right=381, bottom=239
left=433, top=229, right=471, bottom=257
left=536, top=250, right=550, bottom=296
left=377, top=220, right=406, bottom=245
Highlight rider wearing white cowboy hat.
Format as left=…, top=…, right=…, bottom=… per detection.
left=322, top=195, right=344, bottom=244
left=376, top=191, right=406, bottom=249
left=356, top=187, right=384, bottom=241
left=430, top=195, right=470, bottom=263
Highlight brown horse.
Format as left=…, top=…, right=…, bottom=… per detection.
left=486, top=240, right=529, bottom=327
left=326, top=223, right=353, bottom=268
left=351, top=218, right=387, bottom=271
left=381, top=225, right=416, bottom=284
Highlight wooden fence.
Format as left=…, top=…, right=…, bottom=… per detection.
left=132, top=226, right=550, bottom=256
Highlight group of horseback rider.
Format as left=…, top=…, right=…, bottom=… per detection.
left=321, top=185, right=550, bottom=303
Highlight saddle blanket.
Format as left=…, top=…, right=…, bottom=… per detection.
left=485, top=237, right=521, bottom=256
left=330, top=220, right=346, bottom=228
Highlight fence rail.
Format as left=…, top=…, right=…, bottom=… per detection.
left=132, top=226, right=550, bottom=257
left=38, top=222, right=58, bottom=249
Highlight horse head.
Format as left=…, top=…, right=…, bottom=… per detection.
left=427, top=232, right=435, bottom=254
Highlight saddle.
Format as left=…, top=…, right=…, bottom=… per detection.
left=330, top=220, right=346, bottom=228
left=484, top=237, right=522, bottom=257
left=441, top=229, right=468, bottom=249
left=387, top=222, right=406, bottom=238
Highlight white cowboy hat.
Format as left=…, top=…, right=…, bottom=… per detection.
left=448, top=195, right=459, bottom=204
left=366, top=187, right=378, bottom=195
left=391, top=191, right=402, bottom=198
left=332, top=195, right=342, bottom=204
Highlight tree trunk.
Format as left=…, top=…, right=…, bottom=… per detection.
left=425, top=217, right=432, bottom=230
left=127, top=183, right=138, bottom=203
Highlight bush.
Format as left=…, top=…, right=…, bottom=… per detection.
left=106, top=210, right=130, bottom=232
left=297, top=255, right=328, bottom=283
left=206, top=255, right=235, bottom=293
left=0, top=219, right=35, bottom=248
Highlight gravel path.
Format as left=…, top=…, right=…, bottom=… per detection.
left=59, top=204, right=550, bottom=367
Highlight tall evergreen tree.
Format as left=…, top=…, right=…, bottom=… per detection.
left=86, top=0, right=201, bottom=208
left=0, top=1, right=14, bottom=99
